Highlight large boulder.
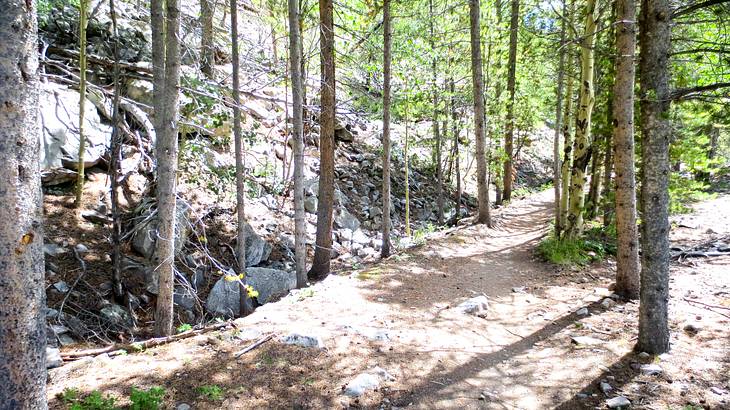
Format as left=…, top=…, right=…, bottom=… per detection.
left=246, top=267, right=297, bottom=304
left=239, top=222, right=272, bottom=267
left=334, top=207, right=361, bottom=232
left=206, top=274, right=244, bottom=317
left=132, top=199, right=192, bottom=259
left=39, top=83, right=111, bottom=170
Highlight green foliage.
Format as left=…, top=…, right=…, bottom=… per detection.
left=538, top=224, right=615, bottom=266
left=176, top=323, right=193, bottom=333
left=197, top=385, right=224, bottom=401
left=413, top=223, right=436, bottom=245
left=129, top=387, right=165, bottom=410
left=61, top=389, right=118, bottom=410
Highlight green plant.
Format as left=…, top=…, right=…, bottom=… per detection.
left=197, top=385, right=224, bottom=401
left=63, top=390, right=118, bottom=410
left=129, top=387, right=165, bottom=410
left=176, top=323, right=193, bottom=333
left=537, top=230, right=612, bottom=266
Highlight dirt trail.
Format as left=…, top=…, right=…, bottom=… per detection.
left=48, top=191, right=730, bottom=409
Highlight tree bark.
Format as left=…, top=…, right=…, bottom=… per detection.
left=450, top=77, right=461, bottom=224
left=0, top=2, right=47, bottom=407
left=559, top=52, right=575, bottom=238
left=637, top=0, right=672, bottom=354
left=404, top=79, right=411, bottom=237
left=200, top=0, right=215, bottom=77
left=153, top=0, right=182, bottom=337
left=586, top=135, right=603, bottom=220
left=381, top=0, right=392, bottom=258
left=553, top=0, right=568, bottom=233
left=231, top=0, right=254, bottom=315
left=288, top=0, right=307, bottom=285
left=502, top=0, right=519, bottom=202
left=75, top=0, right=89, bottom=206
left=430, top=0, right=444, bottom=226
left=469, top=0, right=492, bottom=225
left=309, top=0, right=336, bottom=279
left=612, top=0, right=640, bottom=300
left=565, top=0, right=599, bottom=239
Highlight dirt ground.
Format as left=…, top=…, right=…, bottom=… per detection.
left=47, top=190, right=730, bottom=409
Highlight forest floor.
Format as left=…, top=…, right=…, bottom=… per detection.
left=47, top=190, right=730, bottom=409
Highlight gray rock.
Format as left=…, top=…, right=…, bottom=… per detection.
left=175, top=404, right=192, bottom=410
left=570, top=336, right=603, bottom=345
left=100, top=304, right=133, bottom=328
left=74, top=243, right=89, bottom=254
left=239, top=222, right=273, bottom=267
left=246, top=267, right=296, bottom=304
left=343, top=367, right=394, bottom=397
left=39, top=83, right=111, bottom=170
left=282, top=332, right=325, bottom=349
left=53, top=281, right=70, bottom=293
left=351, top=229, right=371, bottom=245
left=576, top=308, right=589, bottom=316
left=206, top=274, right=244, bottom=317
left=126, top=79, right=154, bottom=107
left=81, top=211, right=112, bottom=225
left=600, top=381, right=613, bottom=394
left=42, top=168, right=78, bottom=186
left=46, top=347, right=63, bottom=369
left=58, top=333, right=76, bottom=346
left=456, top=296, right=489, bottom=316
left=132, top=199, right=192, bottom=263
left=174, top=286, right=197, bottom=311
left=44, top=243, right=67, bottom=257
left=334, top=208, right=360, bottom=231
left=639, top=363, right=663, bottom=376
left=304, top=196, right=318, bottom=214
left=606, top=396, right=631, bottom=408
left=601, top=298, right=615, bottom=309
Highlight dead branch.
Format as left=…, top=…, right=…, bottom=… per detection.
left=233, top=333, right=275, bottom=357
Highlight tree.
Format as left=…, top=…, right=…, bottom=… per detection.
left=200, top=0, right=215, bottom=77
left=552, top=0, right=568, bottom=232
left=637, top=0, right=672, bottom=354
left=0, top=2, right=47, bottom=406
left=381, top=0, right=393, bottom=258
left=231, top=0, right=255, bottom=315
left=75, top=0, right=89, bottom=206
left=558, top=52, right=575, bottom=238
left=430, top=0, right=444, bottom=225
left=565, top=0, right=599, bottom=238
left=288, top=0, right=307, bottom=285
left=309, top=0, right=336, bottom=279
left=404, top=78, right=412, bottom=237
left=469, top=0, right=492, bottom=225
left=152, top=0, right=182, bottom=337
left=502, top=0, right=519, bottom=202
left=612, top=0, right=640, bottom=300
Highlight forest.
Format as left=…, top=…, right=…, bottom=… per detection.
left=0, top=0, right=729, bottom=407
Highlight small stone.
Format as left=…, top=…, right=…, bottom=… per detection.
left=46, top=347, right=63, bottom=369
left=53, top=281, right=70, bottom=293
left=176, top=404, right=192, bottom=410
left=74, top=243, right=89, bottom=254
left=639, top=363, right=663, bottom=376
left=511, top=286, right=527, bottom=293
left=282, top=332, right=325, bottom=349
left=601, top=298, right=615, bottom=309
left=576, top=393, right=588, bottom=399
left=456, top=296, right=489, bottom=316
left=343, top=367, right=394, bottom=397
left=683, top=323, right=701, bottom=335
left=637, top=352, right=651, bottom=360
left=571, top=336, right=603, bottom=345
left=606, top=396, right=631, bottom=408
left=576, top=308, right=589, bottom=316
left=600, top=381, right=613, bottom=394
left=43, top=243, right=67, bottom=257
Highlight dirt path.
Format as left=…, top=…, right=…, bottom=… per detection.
left=48, top=191, right=730, bottom=409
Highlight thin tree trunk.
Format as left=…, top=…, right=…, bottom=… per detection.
left=559, top=52, right=575, bottom=238
left=200, top=0, right=215, bottom=77
left=153, top=0, right=182, bottom=337
left=637, top=0, right=671, bottom=354
left=289, top=0, right=307, bottom=285
left=75, top=0, right=89, bottom=206
left=469, top=0, right=492, bottom=225
left=450, top=77, right=461, bottom=224
left=0, top=3, right=46, bottom=406
left=602, top=126, right=614, bottom=226
left=231, top=0, right=254, bottom=315
left=586, top=135, right=603, bottom=220
left=502, top=0, right=519, bottom=202
left=553, top=0, right=568, bottom=233
left=309, top=0, right=336, bottom=279
left=565, top=0, right=599, bottom=238
left=430, top=0, right=444, bottom=225
left=612, top=0, right=640, bottom=300
left=404, top=80, right=411, bottom=237
left=109, top=0, right=124, bottom=302
left=381, top=0, right=392, bottom=257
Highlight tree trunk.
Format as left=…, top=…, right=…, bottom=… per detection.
left=200, top=0, right=215, bottom=77
left=153, top=0, right=182, bottom=337
left=0, top=3, right=47, bottom=407
left=559, top=52, right=575, bottom=238
left=553, top=0, right=568, bottom=233
left=75, top=0, right=89, bottom=206
left=430, top=0, right=444, bottom=226
left=450, top=77, right=461, bottom=224
left=602, top=125, right=614, bottom=226
left=288, top=0, right=307, bottom=285
left=469, top=0, right=492, bottom=225
left=637, top=0, right=671, bottom=354
left=381, top=0, right=392, bottom=258
left=231, top=0, right=254, bottom=315
left=565, top=0, right=599, bottom=239
left=502, top=0, right=519, bottom=202
left=612, top=0, right=640, bottom=300
left=586, top=135, right=603, bottom=220
left=404, top=81, right=411, bottom=237
left=309, top=0, right=336, bottom=279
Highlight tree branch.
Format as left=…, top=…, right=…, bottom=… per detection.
left=673, top=0, right=730, bottom=19
left=670, top=82, right=730, bottom=101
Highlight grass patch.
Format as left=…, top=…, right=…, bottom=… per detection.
left=538, top=223, right=616, bottom=266
left=356, top=267, right=383, bottom=280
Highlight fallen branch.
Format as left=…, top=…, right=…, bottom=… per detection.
left=233, top=333, right=275, bottom=357
left=683, top=298, right=730, bottom=320
left=61, top=320, right=237, bottom=360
